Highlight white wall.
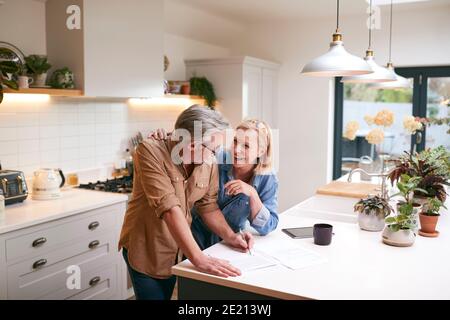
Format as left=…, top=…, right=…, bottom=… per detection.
left=164, top=33, right=231, bottom=81
left=0, top=0, right=46, bottom=55
left=231, top=4, right=450, bottom=211
left=164, top=0, right=247, bottom=49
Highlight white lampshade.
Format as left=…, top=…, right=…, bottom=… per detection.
left=301, top=34, right=373, bottom=77
left=368, top=63, right=411, bottom=89
left=341, top=51, right=396, bottom=83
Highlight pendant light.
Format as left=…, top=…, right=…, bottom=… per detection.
left=341, top=0, right=396, bottom=83
left=301, top=0, right=373, bottom=77
left=369, top=0, right=411, bottom=89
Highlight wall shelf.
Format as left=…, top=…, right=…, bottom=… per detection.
left=163, top=94, right=203, bottom=100
left=3, top=88, right=83, bottom=97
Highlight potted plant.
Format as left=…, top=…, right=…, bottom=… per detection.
left=189, top=76, right=217, bottom=109
left=419, top=197, right=446, bottom=237
left=382, top=174, right=427, bottom=247
left=25, top=54, right=52, bottom=87
left=0, top=49, right=19, bottom=104
left=354, top=196, right=393, bottom=232
left=16, top=63, right=33, bottom=89
left=388, top=146, right=450, bottom=205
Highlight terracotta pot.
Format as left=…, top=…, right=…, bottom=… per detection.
left=180, top=83, right=190, bottom=95
left=419, top=213, right=439, bottom=234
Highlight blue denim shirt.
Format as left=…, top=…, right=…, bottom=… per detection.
left=191, top=150, right=279, bottom=249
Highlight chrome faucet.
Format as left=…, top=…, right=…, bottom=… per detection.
left=347, top=168, right=394, bottom=200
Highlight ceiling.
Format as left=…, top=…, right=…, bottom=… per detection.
left=167, top=0, right=450, bottom=23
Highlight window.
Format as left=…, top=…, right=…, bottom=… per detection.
left=333, top=66, right=450, bottom=180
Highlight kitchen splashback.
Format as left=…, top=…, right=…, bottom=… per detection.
left=0, top=96, right=185, bottom=177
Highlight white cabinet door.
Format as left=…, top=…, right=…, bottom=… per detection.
left=46, top=0, right=164, bottom=98
left=243, top=65, right=263, bottom=120
left=83, top=0, right=164, bottom=98
left=261, top=68, right=278, bottom=127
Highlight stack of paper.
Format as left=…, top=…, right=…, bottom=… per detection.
left=254, top=238, right=326, bottom=270
left=204, top=243, right=277, bottom=272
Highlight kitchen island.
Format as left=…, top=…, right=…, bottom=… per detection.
left=172, top=194, right=450, bottom=300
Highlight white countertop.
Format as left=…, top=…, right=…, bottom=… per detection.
left=172, top=196, right=450, bottom=300
left=0, top=188, right=128, bottom=235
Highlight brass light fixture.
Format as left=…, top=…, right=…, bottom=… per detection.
left=369, top=0, right=411, bottom=89
left=341, top=0, right=396, bottom=83
left=301, top=0, right=373, bottom=77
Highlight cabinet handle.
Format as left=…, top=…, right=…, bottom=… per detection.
left=89, top=276, right=101, bottom=286
left=88, top=240, right=100, bottom=249
left=32, top=258, right=47, bottom=269
left=32, top=237, right=47, bottom=248
left=88, top=221, right=99, bottom=230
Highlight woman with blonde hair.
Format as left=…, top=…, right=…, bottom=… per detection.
left=191, top=118, right=279, bottom=249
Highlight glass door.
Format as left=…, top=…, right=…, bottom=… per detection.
left=333, top=66, right=450, bottom=180
left=423, top=77, right=450, bottom=150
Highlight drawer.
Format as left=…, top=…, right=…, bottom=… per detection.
left=40, top=263, right=119, bottom=300
left=6, top=204, right=120, bottom=262
left=7, top=231, right=117, bottom=300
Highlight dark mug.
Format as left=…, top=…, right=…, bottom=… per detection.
left=313, top=224, right=333, bottom=246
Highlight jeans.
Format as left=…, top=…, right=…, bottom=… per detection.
left=122, top=248, right=176, bottom=300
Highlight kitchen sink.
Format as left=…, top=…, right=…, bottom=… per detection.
left=284, top=194, right=358, bottom=223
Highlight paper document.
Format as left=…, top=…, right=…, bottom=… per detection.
left=255, top=238, right=326, bottom=270
left=204, top=243, right=277, bottom=273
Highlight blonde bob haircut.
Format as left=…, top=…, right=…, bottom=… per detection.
left=236, top=119, right=273, bottom=174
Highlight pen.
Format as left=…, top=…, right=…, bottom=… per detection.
left=239, top=229, right=253, bottom=255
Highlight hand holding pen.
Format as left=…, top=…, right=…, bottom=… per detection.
left=239, top=229, right=254, bottom=255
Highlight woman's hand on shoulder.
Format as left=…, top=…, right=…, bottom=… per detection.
left=148, top=128, right=170, bottom=140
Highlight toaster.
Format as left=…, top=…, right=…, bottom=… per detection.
left=0, top=170, right=28, bottom=205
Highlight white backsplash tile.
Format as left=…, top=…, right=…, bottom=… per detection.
left=0, top=141, right=18, bottom=156
left=39, top=138, right=60, bottom=151
left=0, top=98, right=183, bottom=178
left=0, top=127, right=17, bottom=141
left=18, top=139, right=40, bottom=153
left=0, top=113, right=17, bottom=127
left=17, top=113, right=40, bottom=127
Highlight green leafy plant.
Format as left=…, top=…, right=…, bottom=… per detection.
left=388, top=146, right=450, bottom=202
left=189, top=76, right=217, bottom=109
left=393, top=174, right=428, bottom=203
left=25, top=55, right=52, bottom=75
left=354, top=196, right=393, bottom=217
left=422, top=197, right=446, bottom=217
left=0, top=48, right=19, bottom=104
left=17, top=63, right=28, bottom=76
left=386, top=174, right=427, bottom=231
left=385, top=208, right=417, bottom=232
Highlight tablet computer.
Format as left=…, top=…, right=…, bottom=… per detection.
left=282, top=227, right=314, bottom=239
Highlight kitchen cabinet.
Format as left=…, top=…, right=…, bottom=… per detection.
left=0, top=202, right=127, bottom=300
left=185, top=57, right=280, bottom=127
left=46, top=0, right=164, bottom=98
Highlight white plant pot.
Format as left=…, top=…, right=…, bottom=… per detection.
left=382, top=226, right=416, bottom=247
left=358, top=211, right=385, bottom=232
left=33, top=73, right=47, bottom=87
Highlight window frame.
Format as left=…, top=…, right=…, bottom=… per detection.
left=333, top=65, right=450, bottom=180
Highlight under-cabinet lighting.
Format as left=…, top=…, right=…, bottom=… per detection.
left=2, top=93, right=50, bottom=103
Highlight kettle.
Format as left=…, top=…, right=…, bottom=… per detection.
left=32, top=168, right=65, bottom=200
